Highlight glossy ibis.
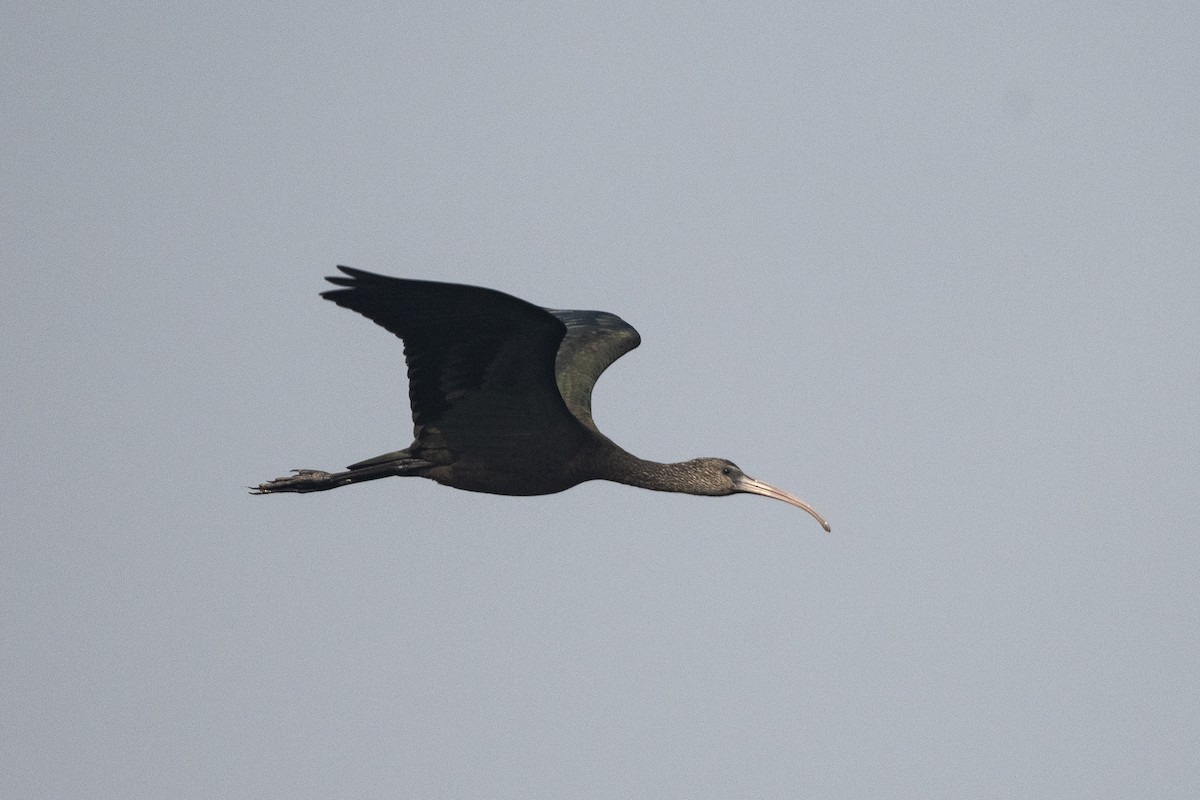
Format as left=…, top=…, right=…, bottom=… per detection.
left=253, top=267, right=830, bottom=531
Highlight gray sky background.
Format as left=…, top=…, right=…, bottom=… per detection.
left=4, top=3, right=1198, bottom=798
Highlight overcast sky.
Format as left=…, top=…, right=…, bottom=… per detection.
left=4, top=3, right=1198, bottom=798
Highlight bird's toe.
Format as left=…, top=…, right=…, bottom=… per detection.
left=250, top=469, right=333, bottom=494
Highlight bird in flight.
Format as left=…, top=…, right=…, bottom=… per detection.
left=253, top=267, right=830, bottom=531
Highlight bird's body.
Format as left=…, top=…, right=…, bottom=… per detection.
left=253, top=267, right=830, bottom=531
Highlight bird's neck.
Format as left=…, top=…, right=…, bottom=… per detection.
left=595, top=446, right=696, bottom=493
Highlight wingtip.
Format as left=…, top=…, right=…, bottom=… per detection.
left=324, top=265, right=367, bottom=289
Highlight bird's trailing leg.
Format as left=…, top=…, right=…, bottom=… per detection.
left=250, top=457, right=432, bottom=494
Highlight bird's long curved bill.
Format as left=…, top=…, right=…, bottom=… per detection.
left=736, top=476, right=831, bottom=532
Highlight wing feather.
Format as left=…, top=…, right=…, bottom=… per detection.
left=321, top=267, right=585, bottom=459
left=545, top=308, right=641, bottom=432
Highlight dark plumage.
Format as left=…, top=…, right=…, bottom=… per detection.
left=253, top=267, right=830, bottom=531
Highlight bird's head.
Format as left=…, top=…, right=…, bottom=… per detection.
left=684, top=458, right=831, bottom=532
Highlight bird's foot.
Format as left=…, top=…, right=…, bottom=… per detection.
left=250, top=469, right=340, bottom=494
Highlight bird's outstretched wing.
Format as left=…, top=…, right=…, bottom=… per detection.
left=321, top=267, right=585, bottom=459
left=545, top=309, right=641, bottom=432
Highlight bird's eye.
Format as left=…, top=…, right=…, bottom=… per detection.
left=721, top=467, right=732, bottom=476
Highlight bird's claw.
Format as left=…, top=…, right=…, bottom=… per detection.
left=250, top=469, right=333, bottom=494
